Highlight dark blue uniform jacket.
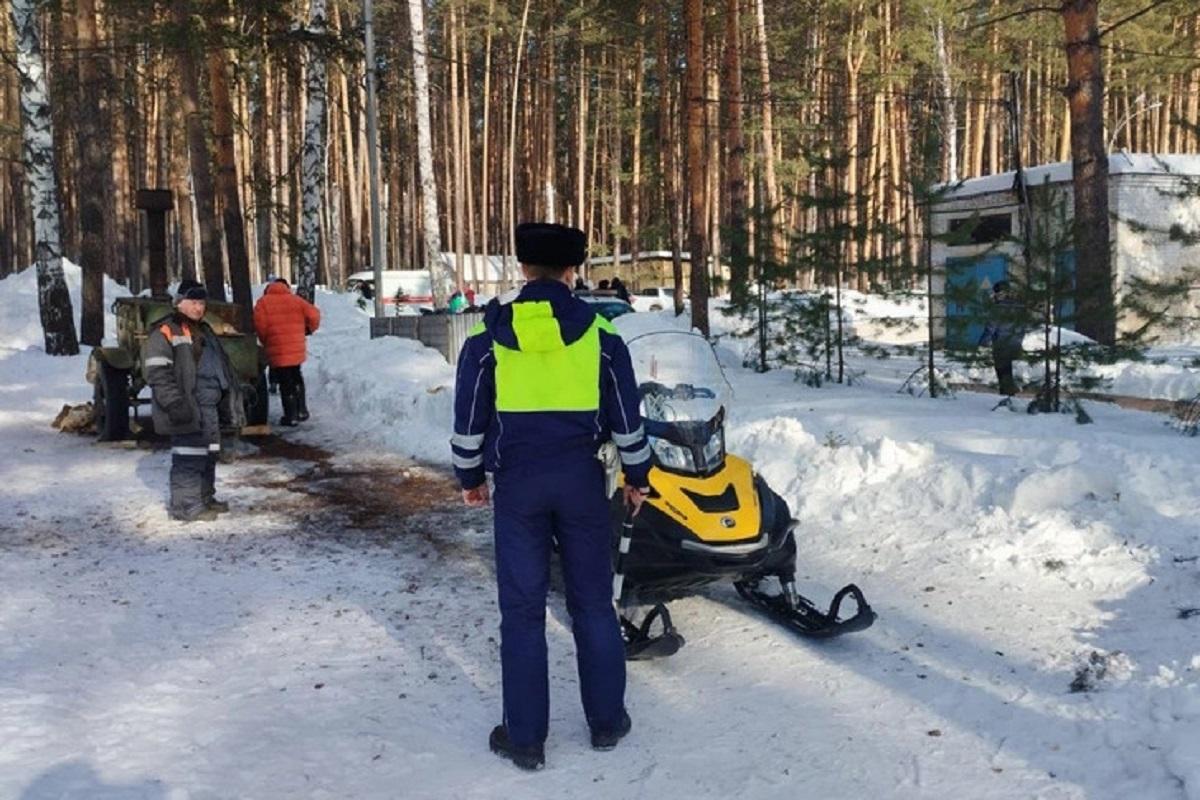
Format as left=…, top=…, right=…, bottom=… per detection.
left=451, top=279, right=651, bottom=491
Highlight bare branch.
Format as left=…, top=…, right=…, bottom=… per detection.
left=1098, top=0, right=1183, bottom=39
left=964, top=4, right=1063, bottom=32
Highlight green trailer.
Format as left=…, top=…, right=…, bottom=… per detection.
left=87, top=297, right=269, bottom=441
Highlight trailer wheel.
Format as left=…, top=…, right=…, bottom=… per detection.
left=94, top=362, right=130, bottom=441
left=246, top=369, right=270, bottom=426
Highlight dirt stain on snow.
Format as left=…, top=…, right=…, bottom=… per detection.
left=235, top=434, right=463, bottom=534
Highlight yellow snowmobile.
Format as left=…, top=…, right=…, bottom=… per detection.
left=609, top=330, right=875, bottom=660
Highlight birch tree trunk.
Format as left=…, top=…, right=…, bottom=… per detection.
left=296, top=0, right=328, bottom=302
left=75, top=0, right=110, bottom=346
left=408, top=0, right=450, bottom=304
left=934, top=18, right=957, bottom=183
left=11, top=0, right=78, bottom=355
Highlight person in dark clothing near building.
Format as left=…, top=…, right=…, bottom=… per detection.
left=978, top=280, right=1024, bottom=397
left=452, top=222, right=652, bottom=771
left=145, top=280, right=246, bottom=522
left=254, top=277, right=321, bottom=426
left=610, top=276, right=631, bottom=303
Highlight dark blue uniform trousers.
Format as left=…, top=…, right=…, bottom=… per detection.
left=492, top=457, right=626, bottom=748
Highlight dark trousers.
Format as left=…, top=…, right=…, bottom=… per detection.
left=492, top=457, right=626, bottom=747
left=993, top=344, right=1020, bottom=396
left=169, top=405, right=219, bottom=518
left=272, top=365, right=307, bottom=420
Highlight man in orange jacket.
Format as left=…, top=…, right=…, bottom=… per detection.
left=253, top=277, right=321, bottom=426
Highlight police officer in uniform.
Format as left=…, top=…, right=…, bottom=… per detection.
left=452, top=223, right=652, bottom=771
left=146, top=279, right=246, bottom=522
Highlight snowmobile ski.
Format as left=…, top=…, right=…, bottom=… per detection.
left=621, top=603, right=685, bottom=660
left=734, top=577, right=876, bottom=639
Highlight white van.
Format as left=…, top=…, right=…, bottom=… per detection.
left=346, top=270, right=434, bottom=310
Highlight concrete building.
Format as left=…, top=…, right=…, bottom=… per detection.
left=930, top=153, right=1200, bottom=347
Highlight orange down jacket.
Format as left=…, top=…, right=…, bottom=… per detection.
left=253, top=283, right=321, bottom=368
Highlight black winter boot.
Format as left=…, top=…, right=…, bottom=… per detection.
left=488, top=726, right=544, bottom=771
left=590, top=710, right=632, bottom=751
left=295, top=372, right=310, bottom=421
left=279, top=384, right=298, bottom=427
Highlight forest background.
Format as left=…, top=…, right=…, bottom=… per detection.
left=2, top=0, right=1198, bottom=350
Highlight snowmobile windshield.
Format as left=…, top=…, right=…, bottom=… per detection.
left=625, top=331, right=732, bottom=475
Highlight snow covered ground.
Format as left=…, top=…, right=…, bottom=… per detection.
left=2, top=267, right=1199, bottom=799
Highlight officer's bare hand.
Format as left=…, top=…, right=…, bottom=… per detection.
left=462, top=484, right=490, bottom=507
left=623, top=485, right=650, bottom=515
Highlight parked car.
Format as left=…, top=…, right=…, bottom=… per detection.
left=575, top=290, right=635, bottom=321
left=630, top=286, right=685, bottom=313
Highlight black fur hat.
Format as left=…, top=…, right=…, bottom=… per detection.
left=515, top=223, right=587, bottom=269
left=175, top=278, right=208, bottom=303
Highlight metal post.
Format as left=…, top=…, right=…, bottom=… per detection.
left=364, top=0, right=386, bottom=319
left=136, top=189, right=174, bottom=299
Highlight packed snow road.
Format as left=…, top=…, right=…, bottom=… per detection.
left=2, top=267, right=1199, bottom=799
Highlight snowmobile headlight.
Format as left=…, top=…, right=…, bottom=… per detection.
left=651, top=437, right=695, bottom=472
left=701, top=429, right=725, bottom=470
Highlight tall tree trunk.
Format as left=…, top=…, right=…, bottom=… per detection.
left=630, top=7, right=646, bottom=279
left=574, top=15, right=587, bottom=230
left=656, top=7, right=683, bottom=312
left=250, top=45, right=272, bottom=282
left=408, top=0, right=450, bottom=303
left=752, top=0, right=781, bottom=261
left=934, top=18, right=957, bottom=183
left=297, top=0, right=328, bottom=302
left=723, top=0, right=748, bottom=305
left=685, top=0, right=709, bottom=335
left=449, top=1, right=464, bottom=287
left=1061, top=0, right=1114, bottom=344
left=207, top=44, right=252, bottom=323
left=75, top=0, right=111, bottom=346
left=481, top=0, right=494, bottom=258
left=172, top=0, right=225, bottom=300
left=506, top=0, right=532, bottom=279
left=10, top=0, right=78, bottom=354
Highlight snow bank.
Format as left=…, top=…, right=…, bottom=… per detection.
left=301, top=290, right=456, bottom=465
left=0, top=261, right=128, bottom=351
left=4, top=267, right=1200, bottom=798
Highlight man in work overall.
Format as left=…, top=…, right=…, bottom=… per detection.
left=146, top=279, right=246, bottom=522
left=451, top=223, right=652, bottom=771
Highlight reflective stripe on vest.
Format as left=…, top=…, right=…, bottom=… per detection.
left=159, top=322, right=193, bottom=346
left=493, top=301, right=602, bottom=412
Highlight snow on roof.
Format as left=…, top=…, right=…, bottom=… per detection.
left=438, top=253, right=516, bottom=282
left=934, top=153, right=1200, bottom=201
left=586, top=251, right=691, bottom=266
